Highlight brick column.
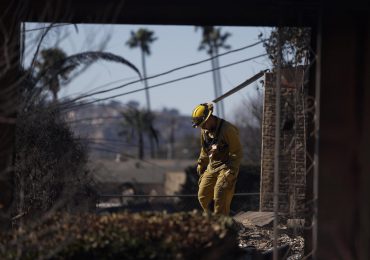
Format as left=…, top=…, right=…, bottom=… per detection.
left=260, top=67, right=306, bottom=218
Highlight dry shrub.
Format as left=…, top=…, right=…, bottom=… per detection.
left=13, top=106, right=97, bottom=220
left=1, top=211, right=241, bottom=260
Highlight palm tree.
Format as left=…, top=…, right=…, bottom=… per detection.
left=119, top=105, right=159, bottom=160
left=197, top=26, right=231, bottom=118
left=34, top=48, right=69, bottom=102
left=126, top=28, right=157, bottom=158
left=126, top=28, right=157, bottom=112
left=30, top=49, right=141, bottom=107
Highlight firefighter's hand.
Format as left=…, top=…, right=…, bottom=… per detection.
left=196, top=164, right=205, bottom=176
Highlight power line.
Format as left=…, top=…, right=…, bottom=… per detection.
left=25, top=26, right=265, bottom=108
left=63, top=53, right=268, bottom=110
left=73, top=75, right=139, bottom=97
left=62, top=53, right=268, bottom=111
left=60, top=40, right=265, bottom=107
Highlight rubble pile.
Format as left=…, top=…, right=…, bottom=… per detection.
left=233, top=211, right=304, bottom=259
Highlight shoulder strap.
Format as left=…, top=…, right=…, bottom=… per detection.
left=215, top=119, right=224, bottom=140
left=201, top=119, right=225, bottom=150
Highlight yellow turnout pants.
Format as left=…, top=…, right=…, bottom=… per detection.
left=197, top=168, right=237, bottom=215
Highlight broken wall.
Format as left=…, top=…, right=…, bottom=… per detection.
left=260, top=67, right=306, bottom=218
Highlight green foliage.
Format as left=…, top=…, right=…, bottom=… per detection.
left=0, top=212, right=241, bottom=260
left=259, top=27, right=311, bottom=68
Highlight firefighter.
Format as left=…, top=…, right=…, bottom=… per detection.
left=192, top=102, right=243, bottom=215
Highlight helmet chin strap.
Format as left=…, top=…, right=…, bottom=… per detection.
left=203, top=115, right=216, bottom=131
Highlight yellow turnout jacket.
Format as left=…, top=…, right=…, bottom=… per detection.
left=197, top=116, right=243, bottom=174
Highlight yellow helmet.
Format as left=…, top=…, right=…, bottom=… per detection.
left=191, top=103, right=213, bottom=128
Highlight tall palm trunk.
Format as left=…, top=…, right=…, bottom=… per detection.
left=141, top=49, right=151, bottom=111
left=140, top=49, right=155, bottom=158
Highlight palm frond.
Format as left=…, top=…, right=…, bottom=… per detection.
left=60, top=51, right=142, bottom=79
left=33, top=51, right=141, bottom=93
left=27, top=51, right=141, bottom=107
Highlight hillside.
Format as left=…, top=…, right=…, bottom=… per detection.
left=65, top=101, right=200, bottom=160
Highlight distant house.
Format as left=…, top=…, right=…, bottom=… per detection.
left=90, top=159, right=193, bottom=198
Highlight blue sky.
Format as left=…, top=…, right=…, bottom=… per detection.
left=24, top=23, right=272, bottom=120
